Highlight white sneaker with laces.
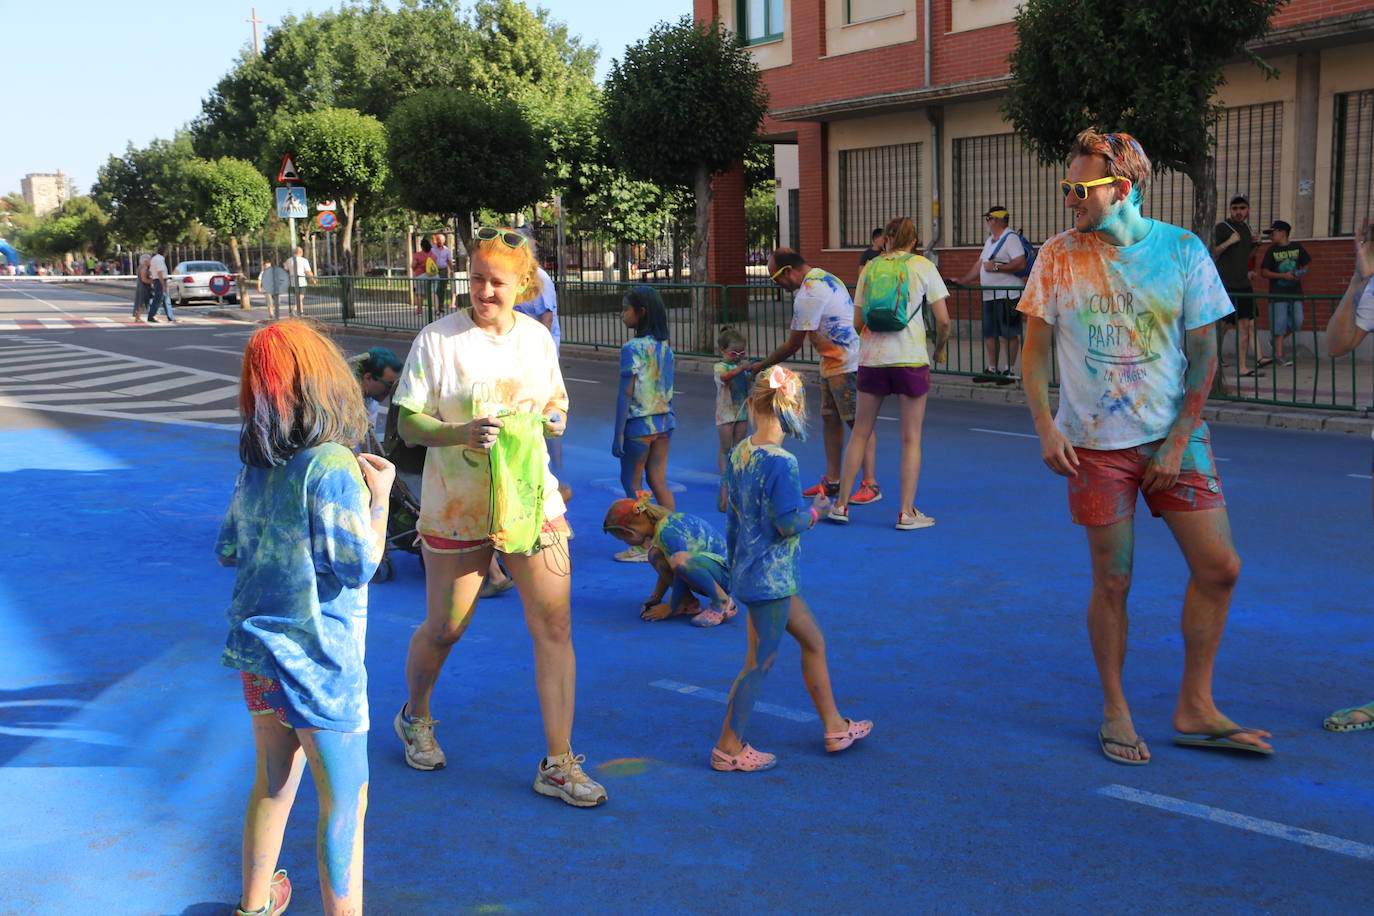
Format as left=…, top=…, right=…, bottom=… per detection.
left=534, top=751, right=608, bottom=807
left=394, top=706, right=447, bottom=770
left=613, top=544, right=649, bottom=562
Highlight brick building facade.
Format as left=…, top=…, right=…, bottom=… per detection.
left=693, top=0, right=1374, bottom=295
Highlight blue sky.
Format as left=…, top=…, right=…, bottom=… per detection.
left=2, top=0, right=686, bottom=199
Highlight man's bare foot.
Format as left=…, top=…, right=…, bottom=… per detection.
left=1173, top=709, right=1273, bottom=751
left=1100, top=715, right=1150, bottom=763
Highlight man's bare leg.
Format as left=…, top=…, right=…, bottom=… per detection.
left=1085, top=518, right=1149, bottom=762
left=1161, top=508, right=1272, bottom=750
left=821, top=412, right=844, bottom=483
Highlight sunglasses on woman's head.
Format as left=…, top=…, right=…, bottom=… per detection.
left=475, top=227, right=528, bottom=249
left=1059, top=176, right=1123, bottom=200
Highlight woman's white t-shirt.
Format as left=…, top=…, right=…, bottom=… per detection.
left=854, top=253, right=949, bottom=367
left=393, top=309, right=568, bottom=541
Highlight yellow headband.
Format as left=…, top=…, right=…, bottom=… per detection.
left=986, top=209, right=1009, bottom=220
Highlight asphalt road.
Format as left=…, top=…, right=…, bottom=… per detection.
left=2, top=278, right=1373, bottom=914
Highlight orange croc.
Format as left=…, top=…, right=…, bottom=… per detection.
left=824, top=718, right=874, bottom=752
left=710, top=743, right=778, bottom=772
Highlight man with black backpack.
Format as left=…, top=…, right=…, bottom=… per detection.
left=956, top=206, right=1030, bottom=385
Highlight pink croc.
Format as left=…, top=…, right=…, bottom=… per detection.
left=710, top=743, right=778, bottom=771
left=690, top=599, right=738, bottom=628
left=824, top=718, right=874, bottom=753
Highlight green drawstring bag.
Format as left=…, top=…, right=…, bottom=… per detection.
left=488, top=411, right=547, bottom=554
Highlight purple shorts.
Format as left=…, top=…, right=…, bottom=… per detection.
left=857, top=365, right=931, bottom=399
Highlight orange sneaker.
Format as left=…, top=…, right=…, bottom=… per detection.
left=850, top=481, right=882, bottom=505
left=802, top=477, right=840, bottom=499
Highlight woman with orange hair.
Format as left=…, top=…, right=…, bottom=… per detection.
left=217, top=319, right=393, bottom=916
left=391, top=227, right=607, bottom=807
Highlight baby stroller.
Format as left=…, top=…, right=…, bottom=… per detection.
left=367, top=403, right=427, bottom=582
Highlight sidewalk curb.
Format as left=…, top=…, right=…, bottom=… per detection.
left=238, top=315, right=1374, bottom=438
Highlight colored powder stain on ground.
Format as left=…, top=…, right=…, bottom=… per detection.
left=595, top=757, right=659, bottom=777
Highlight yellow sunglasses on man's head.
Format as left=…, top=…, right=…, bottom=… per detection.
left=1060, top=176, right=1124, bottom=200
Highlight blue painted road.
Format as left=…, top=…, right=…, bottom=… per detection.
left=2, top=351, right=1373, bottom=914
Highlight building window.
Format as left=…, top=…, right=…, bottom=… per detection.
left=952, top=133, right=1064, bottom=246
left=846, top=0, right=904, bottom=24
left=838, top=143, right=922, bottom=248
left=1332, top=89, right=1374, bottom=237
left=738, top=0, right=784, bottom=44
left=1147, top=102, right=1283, bottom=237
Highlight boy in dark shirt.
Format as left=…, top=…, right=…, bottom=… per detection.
left=1259, top=220, right=1312, bottom=367
left=858, top=227, right=886, bottom=267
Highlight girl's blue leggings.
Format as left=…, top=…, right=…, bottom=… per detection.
left=721, top=596, right=791, bottom=741
left=670, top=555, right=730, bottom=607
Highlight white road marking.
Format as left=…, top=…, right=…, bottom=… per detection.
left=1098, top=784, right=1374, bottom=861
left=876, top=416, right=898, bottom=422
left=649, top=678, right=818, bottom=722
left=15, top=360, right=131, bottom=382
left=1348, top=473, right=1373, bottom=480
left=63, top=367, right=177, bottom=388
left=563, top=376, right=601, bottom=384
left=970, top=427, right=1038, bottom=439
left=167, top=344, right=246, bottom=357
left=0, top=397, right=238, bottom=430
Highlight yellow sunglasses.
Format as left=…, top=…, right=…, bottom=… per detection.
left=1060, top=176, right=1124, bottom=200
left=769, top=264, right=790, bottom=283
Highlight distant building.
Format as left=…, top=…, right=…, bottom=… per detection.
left=22, top=171, right=69, bottom=218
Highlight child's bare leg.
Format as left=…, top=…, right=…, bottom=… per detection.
left=717, top=597, right=789, bottom=754
left=241, top=715, right=306, bottom=913
left=645, top=435, right=675, bottom=510
left=668, top=551, right=731, bottom=608
left=716, top=424, right=733, bottom=509
left=618, top=438, right=649, bottom=498
left=299, top=729, right=368, bottom=916
left=785, top=596, right=848, bottom=733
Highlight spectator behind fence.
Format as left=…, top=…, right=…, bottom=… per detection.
left=956, top=205, right=1027, bottom=385
left=1020, top=129, right=1271, bottom=764
left=411, top=237, right=435, bottom=315
left=284, top=245, right=314, bottom=316
left=1212, top=194, right=1261, bottom=376
left=858, top=227, right=887, bottom=267
left=258, top=257, right=289, bottom=320
left=752, top=248, right=881, bottom=507
left=1258, top=220, right=1311, bottom=368
left=433, top=233, right=454, bottom=310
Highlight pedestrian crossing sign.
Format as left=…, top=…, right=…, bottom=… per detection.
left=275, top=187, right=308, bottom=219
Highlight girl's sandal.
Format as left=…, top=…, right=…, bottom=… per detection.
left=824, top=718, right=874, bottom=752
left=689, top=606, right=729, bottom=627
left=1324, top=702, right=1374, bottom=732
left=236, top=869, right=291, bottom=916
left=710, top=743, right=778, bottom=771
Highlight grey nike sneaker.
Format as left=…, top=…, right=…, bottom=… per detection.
left=533, top=751, right=608, bottom=807
left=394, top=705, right=446, bottom=771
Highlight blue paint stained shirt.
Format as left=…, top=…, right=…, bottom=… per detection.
left=723, top=438, right=814, bottom=603
left=216, top=443, right=381, bottom=732
left=653, top=512, right=729, bottom=567
left=617, top=336, right=676, bottom=439
left=514, top=267, right=561, bottom=349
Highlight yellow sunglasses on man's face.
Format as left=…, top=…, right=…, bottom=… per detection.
left=1060, top=176, right=1124, bottom=200
left=769, top=264, right=789, bottom=283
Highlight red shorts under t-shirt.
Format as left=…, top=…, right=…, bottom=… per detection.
left=1067, top=434, right=1226, bottom=527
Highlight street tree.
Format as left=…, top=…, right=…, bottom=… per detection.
left=92, top=134, right=197, bottom=247
left=186, top=157, right=273, bottom=278
left=1002, top=0, right=1285, bottom=239
left=601, top=16, right=768, bottom=343
left=264, top=108, right=388, bottom=271
left=386, top=89, right=549, bottom=246
left=22, top=197, right=111, bottom=263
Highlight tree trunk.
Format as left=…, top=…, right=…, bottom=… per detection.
left=1187, top=155, right=1228, bottom=398
left=340, top=198, right=357, bottom=274
left=227, top=235, right=247, bottom=309
left=691, top=163, right=714, bottom=352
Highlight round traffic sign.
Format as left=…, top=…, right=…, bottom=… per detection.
left=208, top=275, right=231, bottom=296
left=317, top=211, right=338, bottom=231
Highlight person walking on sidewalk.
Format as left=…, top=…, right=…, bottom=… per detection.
left=146, top=245, right=175, bottom=323
left=1020, top=129, right=1272, bottom=766
left=753, top=248, right=881, bottom=507
left=956, top=206, right=1026, bottom=385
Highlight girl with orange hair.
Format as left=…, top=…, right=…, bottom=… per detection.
left=391, top=227, right=607, bottom=807
left=712, top=367, right=873, bottom=772
left=217, top=319, right=393, bottom=916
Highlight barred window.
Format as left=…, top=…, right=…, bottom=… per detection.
left=1331, top=89, right=1374, bottom=237
left=1146, top=102, right=1284, bottom=236
left=952, top=133, right=1066, bottom=245
left=838, top=142, right=923, bottom=248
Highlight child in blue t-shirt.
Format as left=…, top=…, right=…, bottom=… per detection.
left=713, top=366, right=873, bottom=772
left=217, top=320, right=392, bottom=916
left=612, top=286, right=676, bottom=560
left=603, top=494, right=737, bottom=627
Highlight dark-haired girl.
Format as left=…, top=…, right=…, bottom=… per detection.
left=217, top=319, right=393, bottom=915
left=612, top=285, right=676, bottom=561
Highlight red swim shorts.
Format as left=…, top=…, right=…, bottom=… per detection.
left=1067, top=434, right=1226, bottom=527
left=241, top=671, right=291, bottom=727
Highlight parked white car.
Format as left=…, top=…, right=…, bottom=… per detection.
left=169, top=260, right=238, bottom=305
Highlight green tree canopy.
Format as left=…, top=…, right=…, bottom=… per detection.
left=1002, top=0, right=1284, bottom=237
left=265, top=108, right=389, bottom=267
left=187, top=157, right=273, bottom=275
left=386, top=89, right=549, bottom=244
left=191, top=0, right=597, bottom=163
left=21, top=197, right=111, bottom=260
left=92, top=134, right=197, bottom=247
left=601, top=15, right=768, bottom=297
